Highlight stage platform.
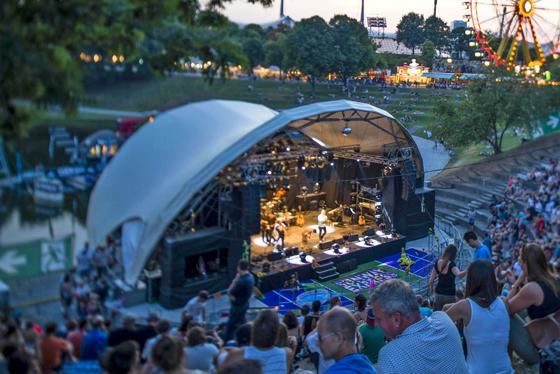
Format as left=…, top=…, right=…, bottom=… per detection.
left=250, top=213, right=406, bottom=292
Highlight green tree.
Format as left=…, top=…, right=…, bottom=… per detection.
left=449, top=27, right=475, bottom=60
left=423, top=16, right=450, bottom=52
left=285, top=16, right=335, bottom=94
left=329, top=15, right=375, bottom=87
left=396, top=13, right=425, bottom=55
left=420, top=40, right=436, bottom=67
left=241, top=31, right=265, bottom=72
left=0, top=0, right=273, bottom=142
left=433, top=75, right=551, bottom=154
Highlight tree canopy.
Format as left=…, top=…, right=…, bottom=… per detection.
left=285, top=16, right=336, bottom=91
left=329, top=15, right=375, bottom=84
left=0, top=0, right=273, bottom=141
left=423, top=16, right=450, bottom=52
left=433, top=74, right=554, bottom=154
left=396, top=13, right=425, bottom=55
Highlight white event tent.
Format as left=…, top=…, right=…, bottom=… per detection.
left=87, top=99, right=422, bottom=284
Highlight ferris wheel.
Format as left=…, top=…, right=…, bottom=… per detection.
left=466, top=0, right=560, bottom=70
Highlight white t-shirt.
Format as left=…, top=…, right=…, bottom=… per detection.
left=185, top=297, right=206, bottom=322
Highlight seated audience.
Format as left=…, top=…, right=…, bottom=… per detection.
left=507, top=243, right=560, bottom=364
left=101, top=340, right=140, bottom=374
left=223, top=309, right=293, bottom=374
left=39, top=322, right=73, bottom=373
left=184, top=326, right=219, bottom=372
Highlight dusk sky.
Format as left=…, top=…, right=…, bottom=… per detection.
left=219, top=0, right=464, bottom=32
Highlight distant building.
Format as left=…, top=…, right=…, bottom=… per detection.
left=452, top=20, right=467, bottom=30
left=259, top=16, right=296, bottom=29
left=371, top=37, right=417, bottom=55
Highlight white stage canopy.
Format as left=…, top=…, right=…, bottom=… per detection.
left=87, top=99, right=422, bottom=284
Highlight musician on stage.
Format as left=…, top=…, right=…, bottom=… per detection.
left=273, top=219, right=287, bottom=249
left=317, top=209, right=327, bottom=241
left=260, top=214, right=270, bottom=244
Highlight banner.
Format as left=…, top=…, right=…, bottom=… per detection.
left=0, top=235, right=74, bottom=281
left=533, top=111, right=560, bottom=138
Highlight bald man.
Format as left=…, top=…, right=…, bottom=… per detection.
left=317, top=307, right=376, bottom=374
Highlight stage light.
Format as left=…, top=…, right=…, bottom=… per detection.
left=357, top=159, right=360, bottom=162
left=267, top=170, right=272, bottom=175
left=330, top=162, right=334, bottom=166
left=301, top=166, right=306, bottom=170
left=299, top=252, right=308, bottom=263
left=342, top=125, right=352, bottom=136
left=332, top=243, right=341, bottom=254
left=286, top=147, right=290, bottom=152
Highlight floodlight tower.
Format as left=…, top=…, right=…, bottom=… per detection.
left=360, top=0, right=365, bottom=25
left=280, top=0, right=285, bottom=18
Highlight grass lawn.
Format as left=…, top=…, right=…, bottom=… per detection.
left=85, top=75, right=454, bottom=131
left=448, top=134, right=523, bottom=168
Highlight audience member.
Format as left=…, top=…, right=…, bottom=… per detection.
left=80, top=316, right=107, bottom=360
left=218, top=359, right=262, bottom=374
left=302, top=300, right=321, bottom=338
left=353, top=294, right=368, bottom=324
left=39, top=322, right=73, bottom=373
left=185, top=326, right=219, bottom=372
left=185, top=290, right=210, bottom=323
left=108, top=315, right=137, bottom=347
left=151, top=335, right=188, bottom=374
left=101, top=340, right=140, bottom=374
left=507, top=243, right=560, bottom=364
left=371, top=279, right=468, bottom=373
left=429, top=244, right=467, bottom=310
left=225, top=260, right=255, bottom=341
left=143, top=319, right=172, bottom=363
left=67, top=319, right=87, bottom=359
left=445, top=260, right=513, bottom=373
left=223, top=309, right=293, bottom=374
left=358, top=308, right=385, bottom=364
left=464, top=231, right=491, bottom=261
left=317, top=306, right=376, bottom=374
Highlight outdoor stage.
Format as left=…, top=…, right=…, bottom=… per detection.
left=250, top=211, right=406, bottom=292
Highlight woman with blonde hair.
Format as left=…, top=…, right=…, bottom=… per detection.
left=507, top=243, right=560, bottom=364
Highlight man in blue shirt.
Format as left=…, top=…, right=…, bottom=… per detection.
left=224, top=259, right=255, bottom=341
left=318, top=307, right=376, bottom=374
left=463, top=231, right=491, bottom=261
left=81, top=316, right=107, bottom=360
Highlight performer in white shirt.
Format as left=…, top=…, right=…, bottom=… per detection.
left=318, top=210, right=327, bottom=241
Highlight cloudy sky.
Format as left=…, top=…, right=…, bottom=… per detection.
left=219, top=0, right=464, bottom=32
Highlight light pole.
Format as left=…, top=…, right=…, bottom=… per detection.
left=360, top=0, right=365, bottom=25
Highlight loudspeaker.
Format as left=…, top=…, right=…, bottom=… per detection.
left=319, top=241, right=332, bottom=250
left=362, top=229, right=376, bottom=236
left=262, top=262, right=271, bottom=273
left=348, top=234, right=359, bottom=242
left=267, top=252, right=282, bottom=262
left=286, top=246, right=299, bottom=257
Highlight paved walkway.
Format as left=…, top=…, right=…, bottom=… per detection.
left=411, top=135, right=450, bottom=183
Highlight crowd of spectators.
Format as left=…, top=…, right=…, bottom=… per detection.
left=3, top=159, right=560, bottom=372
left=60, top=238, right=122, bottom=321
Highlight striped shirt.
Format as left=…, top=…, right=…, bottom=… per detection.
left=377, top=312, right=468, bottom=374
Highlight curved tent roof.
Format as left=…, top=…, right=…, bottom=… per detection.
left=87, top=99, right=422, bottom=284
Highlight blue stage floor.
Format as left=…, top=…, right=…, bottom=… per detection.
left=261, top=248, right=433, bottom=315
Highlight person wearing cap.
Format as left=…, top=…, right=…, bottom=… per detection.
left=358, top=308, right=385, bottom=364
